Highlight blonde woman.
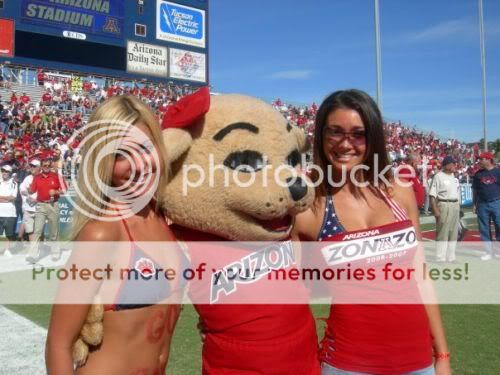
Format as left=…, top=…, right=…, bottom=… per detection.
left=46, top=96, right=187, bottom=374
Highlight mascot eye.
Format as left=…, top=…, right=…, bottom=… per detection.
left=287, top=150, right=302, bottom=167
left=224, top=151, right=265, bottom=173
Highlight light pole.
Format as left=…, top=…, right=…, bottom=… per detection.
left=374, top=0, right=383, bottom=112
left=479, top=0, right=488, bottom=151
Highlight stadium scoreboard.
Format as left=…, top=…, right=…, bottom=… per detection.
left=0, top=0, right=208, bottom=84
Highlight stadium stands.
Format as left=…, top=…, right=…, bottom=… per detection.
left=0, top=64, right=484, bottom=188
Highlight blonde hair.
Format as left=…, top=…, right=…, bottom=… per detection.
left=71, top=95, right=168, bottom=239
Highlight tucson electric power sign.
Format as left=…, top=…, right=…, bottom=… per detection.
left=156, top=1, right=205, bottom=48
left=0, top=0, right=209, bottom=84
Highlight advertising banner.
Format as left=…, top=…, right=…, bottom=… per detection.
left=71, top=76, right=83, bottom=93
left=127, top=41, right=168, bottom=77
left=460, top=183, right=473, bottom=207
left=169, top=48, right=206, bottom=82
left=21, top=0, right=124, bottom=39
left=58, top=195, right=74, bottom=240
left=0, top=19, right=15, bottom=57
left=156, top=1, right=205, bottom=48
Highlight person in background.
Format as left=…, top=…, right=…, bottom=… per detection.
left=10, top=91, right=17, bottom=105
left=472, top=151, right=500, bottom=260
left=397, top=152, right=425, bottom=210
left=429, top=156, right=460, bottom=263
left=19, top=160, right=40, bottom=244
left=0, top=165, right=19, bottom=256
left=25, top=159, right=67, bottom=263
left=20, top=92, right=30, bottom=106
left=37, top=69, right=45, bottom=86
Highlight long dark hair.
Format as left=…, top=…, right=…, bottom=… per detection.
left=311, top=89, right=392, bottom=200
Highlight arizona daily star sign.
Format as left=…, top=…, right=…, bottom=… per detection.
left=127, top=41, right=168, bottom=77
left=156, top=0, right=205, bottom=48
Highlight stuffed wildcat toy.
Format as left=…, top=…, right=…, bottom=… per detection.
left=161, top=87, right=321, bottom=374
left=71, top=296, right=104, bottom=367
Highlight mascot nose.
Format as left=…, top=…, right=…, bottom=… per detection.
left=286, top=177, right=308, bottom=202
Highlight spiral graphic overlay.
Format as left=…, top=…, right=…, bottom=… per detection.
left=65, top=119, right=161, bottom=221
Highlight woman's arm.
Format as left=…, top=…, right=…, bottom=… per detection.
left=45, top=304, right=92, bottom=374
left=45, top=221, right=120, bottom=374
left=393, top=184, right=452, bottom=375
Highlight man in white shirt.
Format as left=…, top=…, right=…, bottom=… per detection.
left=19, top=160, right=40, bottom=242
left=429, top=156, right=461, bottom=262
left=0, top=165, right=18, bottom=256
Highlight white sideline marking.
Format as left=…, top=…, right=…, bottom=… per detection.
left=0, top=251, right=70, bottom=274
left=0, top=306, right=47, bottom=374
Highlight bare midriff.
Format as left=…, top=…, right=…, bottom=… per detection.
left=76, top=304, right=181, bottom=375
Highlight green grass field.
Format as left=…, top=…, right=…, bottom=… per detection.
left=4, top=209, right=499, bottom=374
left=5, top=303, right=500, bottom=374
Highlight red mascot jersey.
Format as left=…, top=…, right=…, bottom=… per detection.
left=173, top=225, right=320, bottom=375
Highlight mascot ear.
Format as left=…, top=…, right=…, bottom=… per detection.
left=291, top=125, right=310, bottom=154
left=162, top=128, right=193, bottom=163
left=161, top=86, right=210, bottom=164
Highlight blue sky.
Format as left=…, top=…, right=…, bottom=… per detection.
left=208, top=0, right=500, bottom=143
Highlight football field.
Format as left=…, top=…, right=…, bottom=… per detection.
left=3, top=303, right=500, bottom=374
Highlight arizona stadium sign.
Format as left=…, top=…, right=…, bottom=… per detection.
left=21, top=0, right=124, bottom=38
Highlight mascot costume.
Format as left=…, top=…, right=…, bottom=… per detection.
left=161, top=87, right=320, bottom=374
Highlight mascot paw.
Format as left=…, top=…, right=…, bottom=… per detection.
left=81, top=321, right=104, bottom=346
left=85, top=303, right=104, bottom=324
left=72, top=338, right=89, bottom=367
left=72, top=298, right=104, bottom=366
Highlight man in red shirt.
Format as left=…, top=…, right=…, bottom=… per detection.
left=107, top=85, right=115, bottom=98
left=41, top=91, right=52, bottom=105
left=10, top=91, right=17, bottom=105
left=37, top=70, right=45, bottom=86
left=25, top=159, right=67, bottom=263
left=20, top=93, right=30, bottom=105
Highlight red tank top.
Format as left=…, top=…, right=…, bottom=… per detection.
left=174, top=226, right=320, bottom=375
left=318, top=192, right=433, bottom=374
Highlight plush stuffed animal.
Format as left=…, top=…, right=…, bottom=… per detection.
left=162, top=87, right=321, bottom=374
left=72, top=296, right=104, bottom=367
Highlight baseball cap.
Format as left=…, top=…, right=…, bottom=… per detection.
left=442, top=156, right=456, bottom=166
left=479, top=151, right=494, bottom=160
left=1, top=165, right=12, bottom=172
left=29, top=159, right=40, bottom=167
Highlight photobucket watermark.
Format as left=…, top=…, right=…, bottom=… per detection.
left=181, top=153, right=418, bottom=195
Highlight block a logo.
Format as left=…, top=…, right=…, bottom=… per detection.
left=157, top=0, right=206, bottom=48
left=103, top=17, right=121, bottom=34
